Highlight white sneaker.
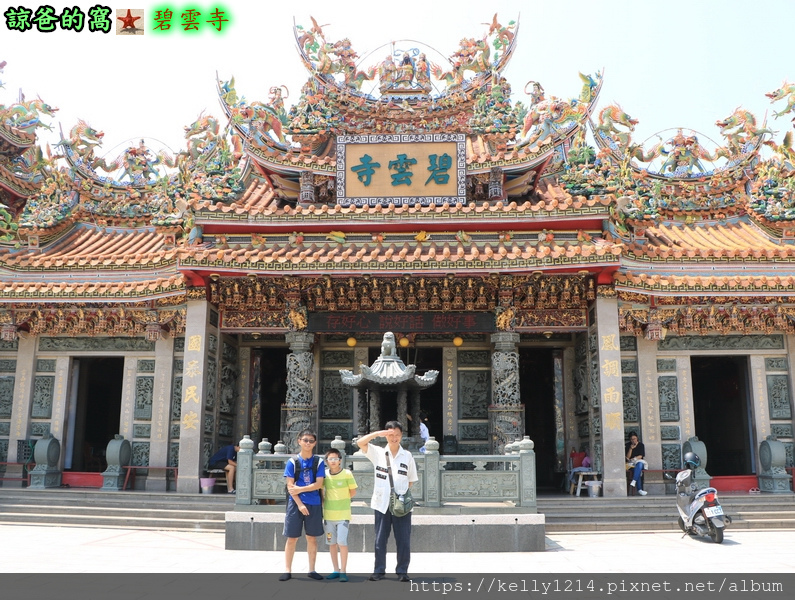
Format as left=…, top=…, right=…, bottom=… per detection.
left=638, top=489, right=648, bottom=496
left=629, top=479, right=636, bottom=487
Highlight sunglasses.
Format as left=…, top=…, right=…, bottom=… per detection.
left=299, top=438, right=316, bottom=443
left=327, top=457, right=341, bottom=462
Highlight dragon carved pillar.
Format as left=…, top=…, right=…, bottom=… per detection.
left=283, top=332, right=315, bottom=452
left=489, top=332, right=523, bottom=454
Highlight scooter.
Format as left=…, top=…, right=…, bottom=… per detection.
left=675, top=452, right=730, bottom=544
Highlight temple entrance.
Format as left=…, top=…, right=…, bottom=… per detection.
left=519, top=347, right=558, bottom=489
left=66, top=357, right=123, bottom=471
left=255, top=347, right=289, bottom=447
left=691, top=355, right=754, bottom=475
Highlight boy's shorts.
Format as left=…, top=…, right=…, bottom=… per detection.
left=283, top=501, right=323, bottom=538
left=323, top=520, right=350, bottom=546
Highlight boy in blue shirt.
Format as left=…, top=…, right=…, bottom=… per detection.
left=280, top=430, right=325, bottom=582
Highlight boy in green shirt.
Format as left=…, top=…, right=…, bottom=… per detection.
left=322, top=448, right=357, bottom=582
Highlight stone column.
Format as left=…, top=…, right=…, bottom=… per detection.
left=283, top=331, right=315, bottom=452
left=636, top=337, right=662, bottom=490
left=146, top=335, right=175, bottom=491
left=749, top=355, right=771, bottom=474
left=50, top=357, right=71, bottom=471
left=562, top=346, right=578, bottom=451
left=410, top=390, right=421, bottom=437
left=235, top=346, right=251, bottom=443
left=119, top=356, right=137, bottom=442
left=6, top=335, right=36, bottom=484
left=353, top=346, right=369, bottom=436
left=594, top=291, right=626, bottom=498
left=369, top=388, right=381, bottom=433
left=442, top=347, right=458, bottom=437
left=177, top=299, right=211, bottom=493
left=397, top=388, right=408, bottom=432
left=677, top=356, right=696, bottom=440
left=489, top=332, right=522, bottom=454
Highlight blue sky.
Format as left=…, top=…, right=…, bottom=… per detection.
left=3, top=0, right=794, bottom=160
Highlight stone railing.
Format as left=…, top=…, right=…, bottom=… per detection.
left=234, top=434, right=537, bottom=511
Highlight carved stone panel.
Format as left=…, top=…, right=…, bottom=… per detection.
left=208, top=334, right=218, bottom=355
left=767, top=375, right=792, bottom=419
left=220, top=363, right=238, bottom=414
left=131, top=441, right=150, bottom=466
left=620, top=336, right=637, bottom=351
left=458, top=371, right=490, bottom=419
left=621, top=359, right=637, bottom=374
left=30, top=422, right=50, bottom=437
left=135, top=376, right=154, bottom=420
left=219, top=417, right=234, bottom=438
left=36, top=359, right=56, bottom=373
left=457, top=443, right=490, bottom=455
left=457, top=351, right=491, bottom=367
left=658, top=335, right=784, bottom=351
left=321, top=351, right=354, bottom=368
left=204, top=413, right=214, bottom=434
left=459, top=422, right=488, bottom=440
left=31, top=376, right=54, bottom=418
left=441, top=471, right=518, bottom=501
left=133, top=424, right=151, bottom=438
left=39, top=337, right=155, bottom=352
left=169, top=442, right=179, bottom=468
left=0, top=359, right=16, bottom=372
left=171, top=375, right=182, bottom=420
left=319, top=421, right=353, bottom=441
left=591, top=414, right=601, bottom=436
left=0, top=376, right=14, bottom=418
left=222, top=342, right=237, bottom=364
left=206, top=359, right=218, bottom=409
left=656, top=359, right=676, bottom=372
left=202, top=441, right=213, bottom=471
left=170, top=424, right=181, bottom=438
left=321, top=372, right=353, bottom=419
left=0, top=422, right=9, bottom=436
left=660, top=425, right=680, bottom=441
left=0, top=439, right=8, bottom=461
left=765, top=357, right=787, bottom=372
left=771, top=424, right=793, bottom=438
left=174, top=337, right=185, bottom=353
left=577, top=417, right=590, bottom=438
left=658, top=376, right=680, bottom=422
left=137, top=360, right=156, bottom=373
left=662, top=443, right=682, bottom=470
left=622, top=377, right=639, bottom=422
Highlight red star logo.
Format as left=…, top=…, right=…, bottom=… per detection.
left=118, top=9, right=141, bottom=30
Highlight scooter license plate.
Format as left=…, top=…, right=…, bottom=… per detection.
left=703, top=506, right=723, bottom=518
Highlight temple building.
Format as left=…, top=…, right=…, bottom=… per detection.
left=0, top=16, right=793, bottom=497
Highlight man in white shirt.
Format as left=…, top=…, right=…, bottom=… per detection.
left=357, top=420, right=418, bottom=582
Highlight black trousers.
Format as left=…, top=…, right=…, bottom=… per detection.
left=373, top=509, right=411, bottom=575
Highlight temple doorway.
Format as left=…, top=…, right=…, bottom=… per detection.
left=519, top=347, right=558, bottom=489
left=66, top=357, right=123, bottom=471
left=691, top=355, right=754, bottom=475
left=255, top=347, right=289, bottom=447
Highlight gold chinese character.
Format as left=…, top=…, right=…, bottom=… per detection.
left=182, top=411, right=199, bottom=430
left=605, top=412, right=622, bottom=430
left=184, top=360, right=201, bottom=378
left=602, top=386, right=620, bottom=403
left=184, top=385, right=200, bottom=404
left=601, top=359, right=619, bottom=377
left=187, top=335, right=202, bottom=351
left=601, top=334, right=619, bottom=351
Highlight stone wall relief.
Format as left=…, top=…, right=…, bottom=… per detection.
left=658, top=375, right=680, bottom=422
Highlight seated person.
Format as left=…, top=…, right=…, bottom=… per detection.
left=568, top=447, right=593, bottom=494
left=625, top=432, right=648, bottom=496
left=208, top=444, right=240, bottom=493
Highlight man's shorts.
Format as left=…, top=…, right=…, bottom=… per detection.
left=323, top=520, right=350, bottom=546
left=283, top=501, right=323, bottom=538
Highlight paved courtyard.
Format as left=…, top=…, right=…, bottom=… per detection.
left=1, top=523, right=793, bottom=573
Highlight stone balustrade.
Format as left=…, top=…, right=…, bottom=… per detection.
left=234, top=434, right=537, bottom=511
